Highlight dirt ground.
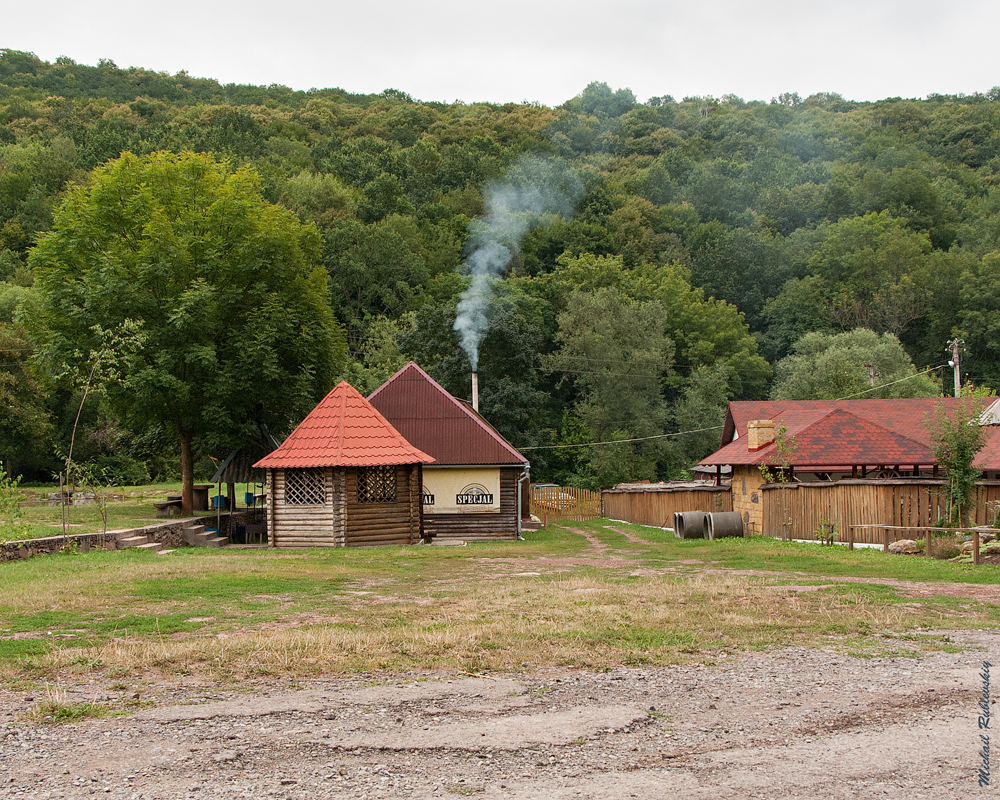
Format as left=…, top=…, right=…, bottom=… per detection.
left=1, top=627, right=997, bottom=800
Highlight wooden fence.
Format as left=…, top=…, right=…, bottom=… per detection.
left=761, top=479, right=1000, bottom=544
left=530, top=485, right=602, bottom=522
left=601, top=484, right=731, bottom=529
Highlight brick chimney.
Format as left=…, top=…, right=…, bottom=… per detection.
left=747, top=420, right=776, bottom=451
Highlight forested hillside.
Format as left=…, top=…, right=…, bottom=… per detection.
left=3, top=49, right=999, bottom=488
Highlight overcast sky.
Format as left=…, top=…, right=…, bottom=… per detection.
left=6, top=0, right=998, bottom=107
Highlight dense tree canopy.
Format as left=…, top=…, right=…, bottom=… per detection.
left=28, top=151, right=346, bottom=509
left=5, top=48, right=1000, bottom=486
left=771, top=329, right=940, bottom=401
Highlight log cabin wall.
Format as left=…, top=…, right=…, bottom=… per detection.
left=343, top=464, right=423, bottom=547
left=423, top=467, right=520, bottom=542
left=269, top=467, right=340, bottom=547
left=333, top=467, right=347, bottom=546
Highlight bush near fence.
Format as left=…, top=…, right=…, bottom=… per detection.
left=760, top=479, right=1000, bottom=544
left=601, top=484, right=731, bottom=529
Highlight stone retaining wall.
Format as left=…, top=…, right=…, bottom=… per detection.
left=1, top=518, right=200, bottom=562
left=1, top=532, right=118, bottom=562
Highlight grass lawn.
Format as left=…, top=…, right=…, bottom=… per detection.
left=4, top=482, right=263, bottom=542
left=0, top=518, right=998, bottom=685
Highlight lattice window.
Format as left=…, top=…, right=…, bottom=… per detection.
left=357, top=465, right=396, bottom=503
left=284, top=468, right=326, bottom=506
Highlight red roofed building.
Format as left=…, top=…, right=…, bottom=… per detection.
left=698, top=398, right=1000, bottom=534
left=369, top=362, right=530, bottom=541
left=255, top=381, right=435, bottom=547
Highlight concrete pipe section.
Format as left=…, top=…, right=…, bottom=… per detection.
left=704, top=511, right=744, bottom=540
left=673, top=510, right=707, bottom=539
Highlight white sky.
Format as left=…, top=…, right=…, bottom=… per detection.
left=5, top=0, right=998, bottom=106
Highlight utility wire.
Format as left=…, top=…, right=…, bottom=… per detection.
left=518, top=425, right=724, bottom=451
left=836, top=364, right=948, bottom=400
left=524, top=363, right=948, bottom=451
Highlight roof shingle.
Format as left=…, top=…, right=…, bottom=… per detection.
left=701, top=397, right=1000, bottom=470
left=254, top=381, right=435, bottom=469
left=368, top=362, right=528, bottom=466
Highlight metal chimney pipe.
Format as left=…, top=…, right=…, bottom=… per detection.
left=472, top=371, right=479, bottom=412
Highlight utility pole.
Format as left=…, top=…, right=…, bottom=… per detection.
left=864, top=363, right=876, bottom=388
left=946, top=338, right=964, bottom=398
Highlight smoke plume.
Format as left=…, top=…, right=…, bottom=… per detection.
left=454, top=156, right=582, bottom=370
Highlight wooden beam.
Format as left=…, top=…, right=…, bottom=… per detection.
left=268, top=469, right=276, bottom=548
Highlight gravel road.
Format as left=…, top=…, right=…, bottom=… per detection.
left=2, top=628, right=997, bottom=799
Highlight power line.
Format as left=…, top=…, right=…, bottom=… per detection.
left=518, top=425, right=724, bottom=451
left=836, top=364, right=947, bottom=400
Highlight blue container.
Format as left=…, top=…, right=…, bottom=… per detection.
left=212, top=495, right=228, bottom=510
left=244, top=492, right=255, bottom=507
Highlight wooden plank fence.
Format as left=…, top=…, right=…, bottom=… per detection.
left=601, top=485, right=731, bottom=528
left=760, top=479, right=1000, bottom=544
left=530, top=485, right=602, bottom=523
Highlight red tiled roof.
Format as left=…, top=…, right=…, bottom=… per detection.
left=368, top=362, right=528, bottom=466
left=723, top=398, right=989, bottom=449
left=975, top=428, right=1000, bottom=471
left=701, top=397, right=1000, bottom=470
left=254, top=381, right=435, bottom=468
left=702, top=408, right=931, bottom=467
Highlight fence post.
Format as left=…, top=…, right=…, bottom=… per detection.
left=544, top=511, right=547, bottom=531
left=974, top=529, right=981, bottom=566
left=847, top=525, right=854, bottom=551
left=883, top=526, right=890, bottom=553
left=925, top=528, right=932, bottom=559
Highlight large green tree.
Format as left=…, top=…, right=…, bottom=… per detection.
left=29, top=151, right=346, bottom=513
left=547, top=286, right=673, bottom=486
left=771, top=328, right=940, bottom=401
left=957, top=252, right=1000, bottom=390
left=805, top=212, right=932, bottom=336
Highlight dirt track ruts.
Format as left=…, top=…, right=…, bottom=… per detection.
left=2, top=628, right=997, bottom=799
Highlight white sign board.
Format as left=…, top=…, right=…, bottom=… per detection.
left=422, top=467, right=501, bottom=513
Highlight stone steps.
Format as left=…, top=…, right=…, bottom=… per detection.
left=115, top=522, right=230, bottom=555
left=183, top=524, right=229, bottom=548
left=117, top=534, right=164, bottom=554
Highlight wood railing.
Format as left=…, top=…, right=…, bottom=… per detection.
left=846, top=524, right=990, bottom=563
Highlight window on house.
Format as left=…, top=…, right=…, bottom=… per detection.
left=357, top=465, right=396, bottom=503
left=284, top=468, right=325, bottom=505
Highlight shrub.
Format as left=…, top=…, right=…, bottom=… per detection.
left=94, top=454, right=149, bottom=486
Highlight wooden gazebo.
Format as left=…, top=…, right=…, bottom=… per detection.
left=254, top=381, right=435, bottom=547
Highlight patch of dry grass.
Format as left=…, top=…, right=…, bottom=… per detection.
left=1, top=521, right=992, bottom=683
left=18, top=684, right=149, bottom=724
left=19, top=572, right=925, bottom=680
